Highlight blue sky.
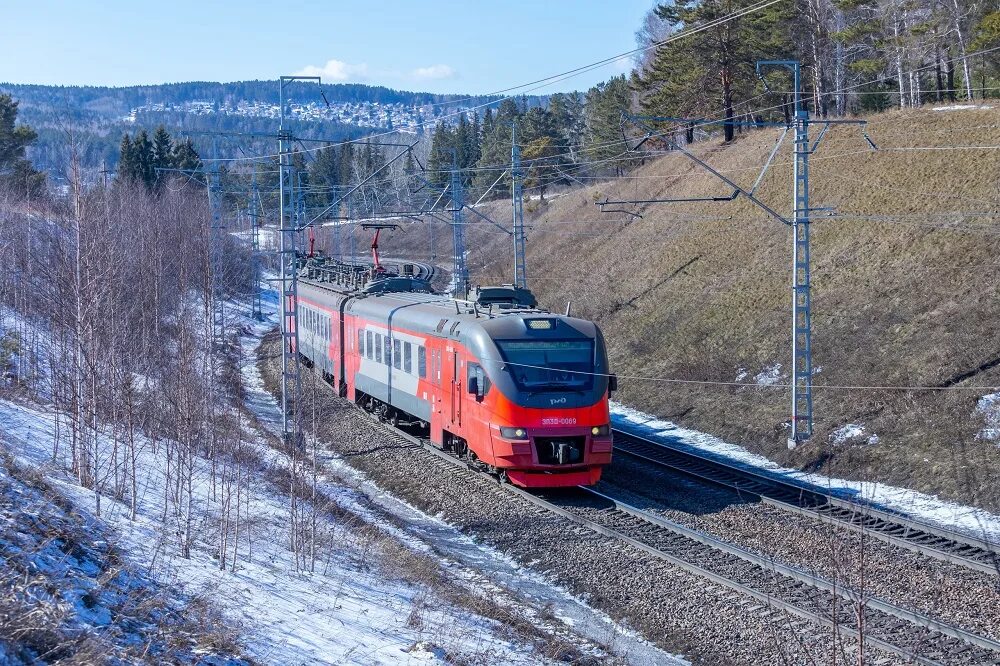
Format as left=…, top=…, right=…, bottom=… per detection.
left=2, top=1, right=653, bottom=93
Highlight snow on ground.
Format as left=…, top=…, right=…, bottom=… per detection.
left=611, top=401, right=1000, bottom=543
left=1, top=397, right=559, bottom=665
left=829, top=423, right=879, bottom=446
left=753, top=363, right=783, bottom=386
left=932, top=104, right=995, bottom=112
left=237, top=293, right=685, bottom=666
left=0, top=449, right=237, bottom=664
left=0, top=289, right=612, bottom=666
left=0, top=280, right=684, bottom=665
left=975, top=393, right=1000, bottom=442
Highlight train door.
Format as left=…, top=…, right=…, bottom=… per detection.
left=450, top=350, right=461, bottom=428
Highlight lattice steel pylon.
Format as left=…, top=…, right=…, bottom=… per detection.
left=450, top=152, right=469, bottom=298
left=277, top=123, right=302, bottom=449
left=348, top=198, right=357, bottom=264
left=331, top=186, right=342, bottom=262
left=613, top=59, right=875, bottom=448
left=790, top=77, right=814, bottom=445
left=249, top=171, right=263, bottom=321
left=277, top=74, right=319, bottom=450
left=511, top=123, right=527, bottom=289
left=207, top=140, right=226, bottom=361
left=759, top=60, right=813, bottom=446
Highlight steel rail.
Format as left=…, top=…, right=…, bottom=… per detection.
left=576, top=486, right=1000, bottom=655
left=356, top=411, right=993, bottom=665
left=612, top=429, right=1000, bottom=575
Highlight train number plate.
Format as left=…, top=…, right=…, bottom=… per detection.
left=541, top=417, right=577, bottom=426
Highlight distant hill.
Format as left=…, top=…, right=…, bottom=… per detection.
left=0, top=80, right=542, bottom=178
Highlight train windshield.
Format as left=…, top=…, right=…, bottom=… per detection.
left=495, top=340, right=594, bottom=392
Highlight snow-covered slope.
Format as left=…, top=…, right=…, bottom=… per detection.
left=0, top=290, right=682, bottom=665
left=612, top=402, right=1000, bottom=542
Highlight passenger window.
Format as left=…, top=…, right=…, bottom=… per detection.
left=393, top=339, right=401, bottom=370
left=358, top=329, right=364, bottom=355
left=417, top=346, right=426, bottom=378
left=404, top=342, right=412, bottom=374
left=366, top=331, right=374, bottom=359
left=384, top=336, right=392, bottom=366
left=375, top=333, right=382, bottom=363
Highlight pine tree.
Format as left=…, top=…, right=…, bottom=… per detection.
left=635, top=0, right=794, bottom=141
left=427, top=121, right=455, bottom=190
left=584, top=76, right=635, bottom=175
left=473, top=100, right=520, bottom=194
left=133, top=130, right=155, bottom=190
left=172, top=138, right=203, bottom=174
left=548, top=92, right=585, bottom=162
left=117, top=134, right=138, bottom=183
left=0, top=94, right=45, bottom=198
left=469, top=111, right=482, bottom=169
left=152, top=126, right=174, bottom=172
left=519, top=106, right=566, bottom=199
left=309, top=145, right=341, bottom=209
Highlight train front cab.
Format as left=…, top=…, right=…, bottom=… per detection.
left=454, top=316, right=615, bottom=489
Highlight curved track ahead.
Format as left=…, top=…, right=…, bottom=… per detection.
left=612, top=429, right=1000, bottom=576
left=362, top=414, right=1000, bottom=666
left=378, top=258, right=437, bottom=282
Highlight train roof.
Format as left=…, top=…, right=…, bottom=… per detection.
left=297, top=276, right=600, bottom=344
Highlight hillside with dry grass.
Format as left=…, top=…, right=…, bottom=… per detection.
left=350, top=106, right=1000, bottom=511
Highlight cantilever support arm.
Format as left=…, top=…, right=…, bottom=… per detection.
left=625, top=115, right=791, bottom=226
left=601, top=208, right=643, bottom=220
left=597, top=190, right=738, bottom=207
left=749, top=127, right=789, bottom=195
left=459, top=204, right=513, bottom=235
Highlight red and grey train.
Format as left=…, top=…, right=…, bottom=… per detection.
left=293, top=263, right=616, bottom=488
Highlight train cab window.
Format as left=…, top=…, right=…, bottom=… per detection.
left=417, top=346, right=426, bottom=378
left=404, top=342, right=412, bottom=374
left=358, top=330, right=364, bottom=355
left=393, top=339, right=401, bottom=370
left=375, top=333, right=382, bottom=363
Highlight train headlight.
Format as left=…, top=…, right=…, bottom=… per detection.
left=500, top=426, right=528, bottom=439
left=591, top=425, right=611, bottom=436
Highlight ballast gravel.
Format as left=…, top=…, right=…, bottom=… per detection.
left=599, top=454, right=1000, bottom=643
left=262, top=341, right=900, bottom=666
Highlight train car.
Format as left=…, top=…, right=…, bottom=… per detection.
left=293, top=261, right=616, bottom=488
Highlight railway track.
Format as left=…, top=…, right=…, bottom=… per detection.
left=612, top=429, right=1000, bottom=576
left=362, top=413, right=1000, bottom=666
left=379, top=258, right=437, bottom=282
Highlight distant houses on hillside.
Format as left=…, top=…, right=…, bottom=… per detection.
left=123, top=98, right=452, bottom=132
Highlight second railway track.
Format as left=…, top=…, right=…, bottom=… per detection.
left=612, top=429, right=1000, bottom=576
left=364, top=413, right=1000, bottom=666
